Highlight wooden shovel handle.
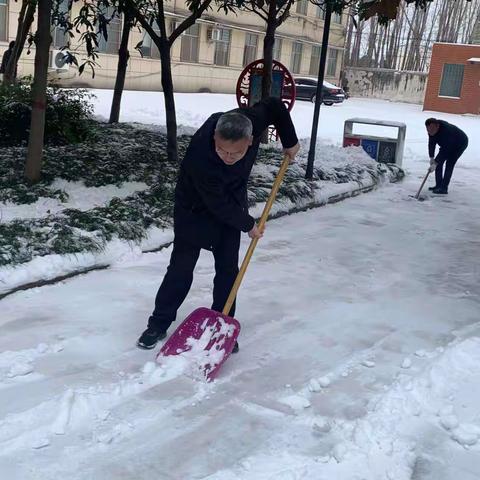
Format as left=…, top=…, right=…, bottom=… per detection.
left=222, top=154, right=291, bottom=315
left=415, top=170, right=430, bottom=199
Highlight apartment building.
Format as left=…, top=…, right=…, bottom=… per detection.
left=0, top=0, right=346, bottom=92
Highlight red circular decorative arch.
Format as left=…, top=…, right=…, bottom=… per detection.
left=236, top=59, right=296, bottom=111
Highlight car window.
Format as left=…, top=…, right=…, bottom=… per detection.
left=323, top=81, right=338, bottom=88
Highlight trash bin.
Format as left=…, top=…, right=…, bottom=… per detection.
left=343, top=118, right=406, bottom=166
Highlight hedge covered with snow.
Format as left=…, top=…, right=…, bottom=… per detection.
left=0, top=124, right=404, bottom=269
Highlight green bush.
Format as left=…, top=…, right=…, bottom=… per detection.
left=0, top=79, right=94, bottom=146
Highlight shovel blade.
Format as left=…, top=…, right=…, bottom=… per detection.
left=408, top=195, right=427, bottom=202
left=157, top=307, right=240, bottom=381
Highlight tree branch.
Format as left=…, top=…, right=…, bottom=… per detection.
left=276, top=0, right=294, bottom=27
left=124, top=0, right=161, bottom=46
left=169, top=0, right=213, bottom=46
left=250, top=4, right=269, bottom=22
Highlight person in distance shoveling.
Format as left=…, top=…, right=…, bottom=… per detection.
left=425, top=118, right=468, bottom=195
left=137, top=97, right=299, bottom=351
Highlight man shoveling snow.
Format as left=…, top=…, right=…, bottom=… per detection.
left=426, top=118, right=469, bottom=195
left=137, top=97, right=299, bottom=352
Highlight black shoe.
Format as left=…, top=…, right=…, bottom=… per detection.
left=232, top=341, right=239, bottom=354
left=136, top=328, right=167, bottom=350
left=428, top=185, right=439, bottom=191
left=432, top=187, right=448, bottom=195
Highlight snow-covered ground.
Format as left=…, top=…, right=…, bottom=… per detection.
left=1, top=92, right=479, bottom=479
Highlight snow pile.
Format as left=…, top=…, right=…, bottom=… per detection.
left=203, top=337, right=480, bottom=480
left=0, top=342, right=64, bottom=383
left=0, top=352, right=193, bottom=455
left=322, top=338, right=480, bottom=476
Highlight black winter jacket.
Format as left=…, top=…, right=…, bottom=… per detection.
left=428, top=120, right=468, bottom=158
left=174, top=97, right=298, bottom=249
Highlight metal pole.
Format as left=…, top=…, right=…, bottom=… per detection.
left=305, top=1, right=333, bottom=179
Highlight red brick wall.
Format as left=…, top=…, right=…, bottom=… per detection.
left=423, top=43, right=480, bottom=115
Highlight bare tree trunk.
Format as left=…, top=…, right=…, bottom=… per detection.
left=420, top=0, right=440, bottom=71
left=445, top=0, right=461, bottom=42
left=401, top=5, right=418, bottom=71
left=376, top=23, right=388, bottom=67
left=462, top=0, right=479, bottom=42
left=4, top=0, right=37, bottom=84
left=25, top=0, right=53, bottom=183
left=156, top=0, right=178, bottom=164
left=437, top=0, right=457, bottom=42
left=109, top=9, right=133, bottom=123
left=398, top=1, right=410, bottom=70
left=403, top=9, right=415, bottom=70
left=436, top=0, right=448, bottom=41
left=344, top=8, right=355, bottom=65
left=391, top=23, right=402, bottom=70
left=416, top=6, right=430, bottom=70
left=366, top=17, right=378, bottom=66
left=405, top=6, right=428, bottom=71
left=385, top=6, right=402, bottom=69
left=350, top=19, right=364, bottom=66
left=260, top=1, right=277, bottom=101
left=159, top=41, right=177, bottom=163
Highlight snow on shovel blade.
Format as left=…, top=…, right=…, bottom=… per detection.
left=156, top=307, right=240, bottom=382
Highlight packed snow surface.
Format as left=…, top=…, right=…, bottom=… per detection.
left=0, top=92, right=479, bottom=479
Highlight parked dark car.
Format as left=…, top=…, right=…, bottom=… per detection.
left=294, top=77, right=345, bottom=105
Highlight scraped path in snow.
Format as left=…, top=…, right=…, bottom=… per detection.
left=1, top=168, right=480, bottom=479
left=1, top=96, right=480, bottom=479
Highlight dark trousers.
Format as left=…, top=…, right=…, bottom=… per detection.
left=148, top=226, right=240, bottom=332
left=435, top=143, right=467, bottom=190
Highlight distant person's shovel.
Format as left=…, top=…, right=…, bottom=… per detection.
left=410, top=169, right=431, bottom=201
left=156, top=154, right=291, bottom=381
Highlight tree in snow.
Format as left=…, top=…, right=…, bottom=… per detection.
left=24, top=0, right=53, bottom=183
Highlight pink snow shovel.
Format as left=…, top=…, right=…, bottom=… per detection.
left=157, top=154, right=291, bottom=381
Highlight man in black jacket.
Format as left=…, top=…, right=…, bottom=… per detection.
left=0, top=41, right=16, bottom=77
left=426, top=118, right=468, bottom=195
left=137, top=97, right=299, bottom=351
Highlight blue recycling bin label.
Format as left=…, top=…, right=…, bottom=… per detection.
left=361, top=139, right=378, bottom=160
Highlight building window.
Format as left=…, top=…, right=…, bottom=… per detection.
left=214, top=28, right=231, bottom=66
left=98, top=7, right=122, bottom=55
left=296, top=0, right=308, bottom=15
left=309, top=45, right=321, bottom=75
left=51, top=0, right=70, bottom=48
left=0, top=0, right=7, bottom=41
left=439, top=64, right=464, bottom=97
left=180, top=24, right=200, bottom=63
left=333, top=12, right=342, bottom=24
left=291, top=42, right=303, bottom=74
left=273, top=38, right=282, bottom=61
left=142, top=23, right=160, bottom=59
left=326, top=48, right=338, bottom=76
left=243, top=33, right=258, bottom=67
